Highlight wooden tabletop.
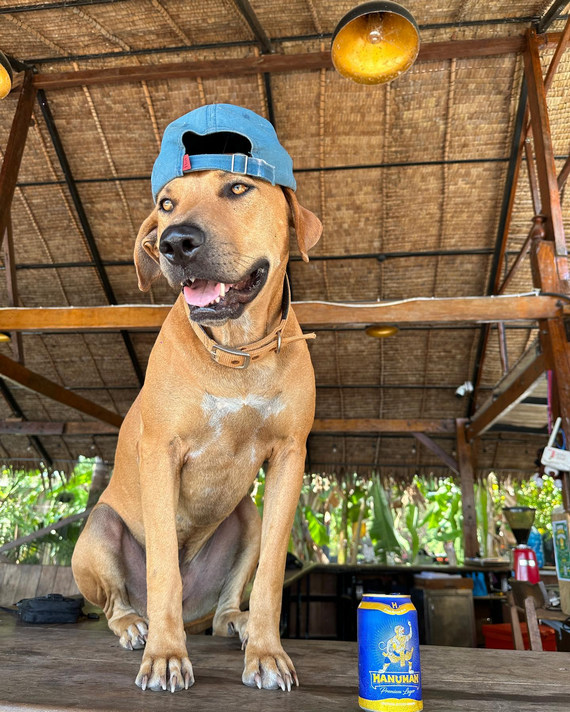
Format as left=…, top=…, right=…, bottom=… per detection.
left=1, top=613, right=569, bottom=711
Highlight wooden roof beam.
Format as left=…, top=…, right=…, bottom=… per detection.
left=0, top=420, right=118, bottom=435
left=466, top=352, right=546, bottom=440
left=524, top=28, right=568, bottom=277
left=0, top=72, right=36, bottom=252
left=0, top=353, right=123, bottom=428
left=30, top=34, right=564, bottom=91
left=0, top=295, right=564, bottom=332
left=312, top=419, right=456, bottom=434
left=3, top=419, right=454, bottom=436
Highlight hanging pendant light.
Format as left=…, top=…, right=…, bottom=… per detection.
left=331, top=2, right=420, bottom=85
left=366, top=325, right=399, bottom=338
left=0, top=51, right=13, bottom=100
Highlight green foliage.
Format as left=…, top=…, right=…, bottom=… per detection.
left=510, top=476, right=563, bottom=533
left=0, top=458, right=93, bottom=565
left=304, top=507, right=329, bottom=547
left=369, top=477, right=401, bottom=561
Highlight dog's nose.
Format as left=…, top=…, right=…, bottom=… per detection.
left=159, top=224, right=205, bottom=264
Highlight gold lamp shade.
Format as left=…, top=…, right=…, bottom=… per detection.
left=331, top=2, right=420, bottom=84
left=0, top=51, right=13, bottom=100
left=366, top=325, right=399, bottom=338
left=0, top=332, right=11, bottom=343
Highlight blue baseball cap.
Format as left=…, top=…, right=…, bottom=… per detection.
left=151, top=104, right=296, bottom=202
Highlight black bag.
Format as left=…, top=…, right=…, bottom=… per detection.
left=16, top=593, right=84, bottom=624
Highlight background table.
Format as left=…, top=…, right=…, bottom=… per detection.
left=0, top=612, right=569, bottom=711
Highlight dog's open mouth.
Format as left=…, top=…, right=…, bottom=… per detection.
left=181, top=260, right=269, bottom=322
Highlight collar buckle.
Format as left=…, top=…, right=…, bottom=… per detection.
left=210, top=343, right=251, bottom=369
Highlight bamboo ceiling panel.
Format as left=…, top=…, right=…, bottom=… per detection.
left=0, top=1, right=567, bottom=473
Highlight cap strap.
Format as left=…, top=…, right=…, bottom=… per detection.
left=182, top=153, right=276, bottom=185
left=185, top=275, right=315, bottom=369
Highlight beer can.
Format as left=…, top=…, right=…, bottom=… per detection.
left=358, top=593, right=422, bottom=712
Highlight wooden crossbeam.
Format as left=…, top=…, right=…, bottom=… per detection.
left=0, top=420, right=119, bottom=435
left=0, top=353, right=123, bottom=428
left=30, top=34, right=564, bottom=91
left=466, top=352, right=546, bottom=440
left=1, top=418, right=454, bottom=435
left=312, top=419, right=456, bottom=434
left=0, top=295, right=563, bottom=332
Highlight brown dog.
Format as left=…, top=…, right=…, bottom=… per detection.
left=71, top=108, right=322, bottom=693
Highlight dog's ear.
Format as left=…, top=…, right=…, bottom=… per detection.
left=134, top=208, right=161, bottom=291
left=283, top=187, right=322, bottom=263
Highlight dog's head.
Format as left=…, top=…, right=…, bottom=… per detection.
left=134, top=104, right=322, bottom=326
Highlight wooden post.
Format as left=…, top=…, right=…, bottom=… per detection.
left=0, top=72, right=36, bottom=251
left=2, top=213, right=24, bottom=363
left=456, top=419, right=479, bottom=559
left=86, top=457, right=110, bottom=509
left=530, top=238, right=570, bottom=511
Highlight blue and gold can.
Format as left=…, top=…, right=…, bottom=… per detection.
left=358, top=593, right=422, bottom=711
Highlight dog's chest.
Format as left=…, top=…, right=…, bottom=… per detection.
left=178, top=391, right=285, bottom=523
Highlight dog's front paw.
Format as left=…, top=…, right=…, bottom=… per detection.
left=135, top=648, right=194, bottom=693
left=242, top=645, right=298, bottom=691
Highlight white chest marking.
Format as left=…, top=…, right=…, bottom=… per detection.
left=201, top=392, right=285, bottom=434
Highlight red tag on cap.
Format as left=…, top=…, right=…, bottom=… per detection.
left=182, top=154, right=191, bottom=172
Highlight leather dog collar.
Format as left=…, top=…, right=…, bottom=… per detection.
left=185, top=275, right=315, bottom=369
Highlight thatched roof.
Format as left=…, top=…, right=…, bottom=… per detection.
left=0, top=0, right=568, bottom=477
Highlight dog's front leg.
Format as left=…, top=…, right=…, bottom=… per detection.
left=242, top=438, right=305, bottom=691
left=135, top=435, right=194, bottom=693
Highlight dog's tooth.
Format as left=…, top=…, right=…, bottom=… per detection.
left=220, top=283, right=226, bottom=298
left=215, top=297, right=221, bottom=304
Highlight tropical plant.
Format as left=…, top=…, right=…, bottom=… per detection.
left=0, top=458, right=93, bottom=565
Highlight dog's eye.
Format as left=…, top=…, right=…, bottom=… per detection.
left=160, top=198, right=174, bottom=212
left=230, top=183, right=250, bottom=196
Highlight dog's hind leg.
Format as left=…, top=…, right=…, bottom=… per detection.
left=180, top=495, right=261, bottom=641
left=212, top=495, right=261, bottom=642
left=72, top=503, right=149, bottom=650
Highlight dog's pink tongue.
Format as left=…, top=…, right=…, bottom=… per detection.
left=183, top=280, right=221, bottom=307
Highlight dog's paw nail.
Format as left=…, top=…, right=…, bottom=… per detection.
left=285, top=673, right=292, bottom=692
left=293, top=672, right=299, bottom=687
left=170, top=675, right=177, bottom=693
left=277, top=675, right=286, bottom=692
left=139, top=675, right=148, bottom=691
left=254, top=673, right=262, bottom=689
left=184, top=672, right=192, bottom=690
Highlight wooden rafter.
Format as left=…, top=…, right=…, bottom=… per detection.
left=0, top=353, right=123, bottom=428
left=412, top=432, right=459, bottom=473
left=0, top=72, right=36, bottom=252
left=467, top=352, right=546, bottom=439
left=524, top=29, right=568, bottom=276
left=0, top=295, right=564, bottom=332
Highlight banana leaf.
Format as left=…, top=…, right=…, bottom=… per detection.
left=304, top=507, right=329, bottom=547
left=369, top=477, right=401, bottom=554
